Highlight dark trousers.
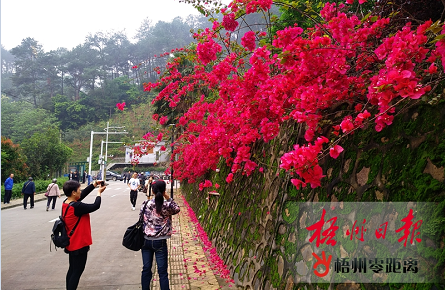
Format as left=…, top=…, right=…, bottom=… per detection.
left=130, top=190, right=138, bottom=207
left=23, top=194, right=34, bottom=209
left=47, top=196, right=57, bottom=209
left=4, top=190, right=12, bottom=203
left=141, top=239, right=169, bottom=290
left=66, top=248, right=88, bottom=290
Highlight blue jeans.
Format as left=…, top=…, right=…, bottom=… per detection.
left=141, top=239, right=169, bottom=290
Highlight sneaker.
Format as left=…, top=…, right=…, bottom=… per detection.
left=46, top=206, right=49, bottom=211
left=132, top=207, right=135, bottom=211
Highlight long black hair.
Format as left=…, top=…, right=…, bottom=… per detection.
left=152, top=180, right=166, bottom=215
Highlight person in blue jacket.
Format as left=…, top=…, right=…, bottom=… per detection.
left=22, top=177, right=36, bottom=209
left=4, top=173, right=14, bottom=204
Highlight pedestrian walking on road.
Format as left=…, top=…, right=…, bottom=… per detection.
left=127, top=171, right=131, bottom=184
left=4, top=173, right=14, bottom=204
left=128, top=173, right=140, bottom=210
left=140, top=179, right=180, bottom=290
left=46, top=179, right=61, bottom=211
left=139, top=173, right=146, bottom=191
left=62, top=179, right=106, bottom=290
left=22, top=177, right=36, bottom=209
left=73, top=170, right=79, bottom=182
left=146, top=175, right=154, bottom=198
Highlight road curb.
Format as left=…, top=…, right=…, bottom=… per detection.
left=1, top=183, right=88, bottom=210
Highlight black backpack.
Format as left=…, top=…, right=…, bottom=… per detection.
left=50, top=202, right=80, bottom=251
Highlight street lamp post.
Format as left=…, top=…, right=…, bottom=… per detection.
left=103, top=122, right=126, bottom=180
left=169, top=124, right=175, bottom=199
left=170, top=126, right=175, bottom=198
left=88, top=127, right=127, bottom=178
left=100, top=140, right=125, bottom=179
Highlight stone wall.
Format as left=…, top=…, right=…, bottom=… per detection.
left=182, top=102, right=445, bottom=289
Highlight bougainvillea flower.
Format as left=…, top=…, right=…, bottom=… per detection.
left=159, top=116, right=168, bottom=125
left=226, top=173, right=233, bottom=183
left=329, top=145, right=344, bottom=159
left=142, top=132, right=154, bottom=140
left=340, top=117, right=354, bottom=133
left=291, top=178, right=306, bottom=189
left=116, top=102, right=125, bottom=111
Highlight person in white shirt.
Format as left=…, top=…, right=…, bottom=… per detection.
left=127, top=173, right=140, bottom=210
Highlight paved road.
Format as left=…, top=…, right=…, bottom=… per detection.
left=1, top=180, right=225, bottom=290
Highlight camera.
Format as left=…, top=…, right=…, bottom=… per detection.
left=100, top=181, right=105, bottom=186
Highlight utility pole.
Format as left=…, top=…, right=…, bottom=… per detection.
left=169, top=124, right=175, bottom=199
left=103, top=122, right=126, bottom=180
left=88, top=128, right=127, bottom=178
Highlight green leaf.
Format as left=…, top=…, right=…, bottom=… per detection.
left=361, top=12, right=372, bottom=23
left=429, top=33, right=445, bottom=44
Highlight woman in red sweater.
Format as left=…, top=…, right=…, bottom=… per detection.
left=62, top=179, right=106, bottom=290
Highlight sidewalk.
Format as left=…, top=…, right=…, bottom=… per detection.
left=1, top=183, right=88, bottom=210
left=2, top=185, right=234, bottom=290
left=160, top=191, right=233, bottom=290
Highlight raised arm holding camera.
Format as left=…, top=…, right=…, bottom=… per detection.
left=62, top=179, right=106, bottom=290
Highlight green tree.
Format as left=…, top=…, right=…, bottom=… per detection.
left=103, top=31, right=132, bottom=79
left=1, top=137, right=29, bottom=182
left=10, top=38, right=45, bottom=107
left=64, top=44, right=99, bottom=100
left=1, top=96, right=59, bottom=143
left=38, top=49, right=66, bottom=109
left=52, top=94, right=96, bottom=130
left=1, top=45, right=16, bottom=97
left=21, top=128, right=72, bottom=179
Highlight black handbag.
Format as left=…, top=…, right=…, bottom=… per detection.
left=122, top=201, right=148, bottom=251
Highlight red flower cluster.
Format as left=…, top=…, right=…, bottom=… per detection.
left=116, top=102, right=125, bottom=111
left=197, top=37, right=222, bottom=65
left=241, top=31, right=256, bottom=51
left=222, top=13, right=238, bottom=31
left=128, top=1, right=444, bottom=189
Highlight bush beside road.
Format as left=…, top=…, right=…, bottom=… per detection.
left=1, top=178, right=85, bottom=210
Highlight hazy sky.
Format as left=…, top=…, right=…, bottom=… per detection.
left=1, top=0, right=215, bottom=52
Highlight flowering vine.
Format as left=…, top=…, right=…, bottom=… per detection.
left=121, top=0, right=445, bottom=189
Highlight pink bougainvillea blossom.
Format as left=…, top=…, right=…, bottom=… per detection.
left=140, top=2, right=441, bottom=190
left=159, top=116, right=169, bottom=125
left=142, top=132, right=154, bottom=140
left=340, top=117, right=354, bottom=133
left=197, top=38, right=222, bottom=65
left=116, top=102, right=125, bottom=111
left=329, top=145, right=344, bottom=159
left=222, top=13, right=238, bottom=31
left=241, top=31, right=256, bottom=51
